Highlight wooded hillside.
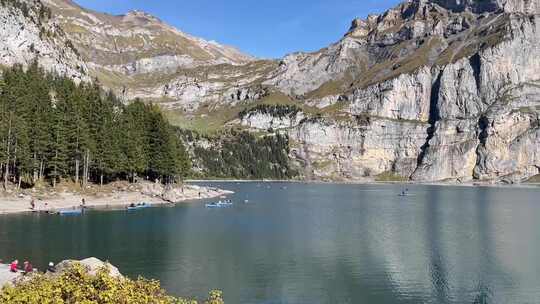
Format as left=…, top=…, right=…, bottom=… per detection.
left=0, top=62, right=190, bottom=189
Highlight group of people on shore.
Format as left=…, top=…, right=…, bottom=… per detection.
left=6, top=260, right=56, bottom=275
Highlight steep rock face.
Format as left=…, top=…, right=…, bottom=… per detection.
left=283, top=0, right=540, bottom=183
left=347, top=67, right=433, bottom=122
left=290, top=118, right=428, bottom=180
left=412, top=13, right=540, bottom=182
left=432, top=0, right=540, bottom=14
left=0, top=0, right=89, bottom=82
left=122, top=66, right=272, bottom=111
left=262, top=37, right=366, bottom=97
left=240, top=112, right=306, bottom=130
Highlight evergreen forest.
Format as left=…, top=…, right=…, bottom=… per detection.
left=0, top=62, right=190, bottom=189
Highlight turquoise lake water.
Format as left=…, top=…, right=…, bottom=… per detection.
left=1, top=182, right=540, bottom=304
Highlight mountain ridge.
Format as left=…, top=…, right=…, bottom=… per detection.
left=1, top=0, right=539, bottom=183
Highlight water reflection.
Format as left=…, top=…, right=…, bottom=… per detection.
left=1, top=183, right=540, bottom=304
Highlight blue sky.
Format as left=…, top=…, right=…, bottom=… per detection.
left=75, top=0, right=401, bottom=59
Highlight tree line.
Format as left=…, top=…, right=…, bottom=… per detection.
left=0, top=62, right=190, bottom=189
left=238, top=104, right=301, bottom=119
left=180, top=129, right=296, bottom=180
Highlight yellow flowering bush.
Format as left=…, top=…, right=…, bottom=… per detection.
left=0, top=264, right=223, bottom=304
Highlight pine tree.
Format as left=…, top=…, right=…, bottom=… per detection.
left=121, top=100, right=148, bottom=182
left=48, top=97, right=70, bottom=188
left=26, top=61, right=52, bottom=183
left=0, top=63, right=192, bottom=189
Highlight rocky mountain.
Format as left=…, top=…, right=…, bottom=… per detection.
left=0, top=0, right=89, bottom=82
left=281, top=0, right=540, bottom=183
left=42, top=0, right=253, bottom=71
left=234, top=0, right=540, bottom=184
left=1, top=0, right=539, bottom=183
left=39, top=0, right=259, bottom=108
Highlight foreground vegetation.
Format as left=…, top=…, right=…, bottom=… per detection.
left=0, top=62, right=190, bottom=189
left=0, top=264, right=223, bottom=304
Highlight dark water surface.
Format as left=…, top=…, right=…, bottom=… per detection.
left=1, top=182, right=540, bottom=304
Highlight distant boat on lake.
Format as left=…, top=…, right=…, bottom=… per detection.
left=127, top=203, right=150, bottom=211
left=58, top=209, right=83, bottom=216
left=398, top=189, right=411, bottom=197
left=205, top=200, right=233, bottom=208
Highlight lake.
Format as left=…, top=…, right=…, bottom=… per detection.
left=1, top=182, right=540, bottom=304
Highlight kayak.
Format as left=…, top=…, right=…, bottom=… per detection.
left=205, top=201, right=233, bottom=208
left=58, top=209, right=83, bottom=216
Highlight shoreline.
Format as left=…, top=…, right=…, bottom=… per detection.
left=0, top=183, right=234, bottom=216
left=187, top=179, right=540, bottom=189
left=0, top=258, right=121, bottom=290
left=2, top=179, right=539, bottom=216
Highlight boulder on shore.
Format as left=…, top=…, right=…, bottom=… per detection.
left=55, top=257, right=122, bottom=278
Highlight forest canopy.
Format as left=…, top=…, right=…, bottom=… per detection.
left=180, top=129, right=295, bottom=180
left=0, top=62, right=190, bottom=189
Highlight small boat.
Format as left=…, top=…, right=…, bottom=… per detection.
left=58, top=209, right=83, bottom=216
left=205, top=200, right=233, bottom=208
left=127, top=203, right=150, bottom=211
left=398, top=190, right=411, bottom=197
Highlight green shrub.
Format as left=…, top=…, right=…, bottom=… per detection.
left=0, top=264, right=223, bottom=304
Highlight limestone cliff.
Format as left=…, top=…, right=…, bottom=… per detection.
left=0, top=0, right=89, bottom=82
left=248, top=0, right=540, bottom=183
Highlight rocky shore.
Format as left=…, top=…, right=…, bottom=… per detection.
left=0, top=258, right=120, bottom=288
left=0, top=264, right=18, bottom=288
left=0, top=181, right=233, bottom=215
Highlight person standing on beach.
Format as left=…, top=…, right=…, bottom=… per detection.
left=46, top=262, right=56, bottom=273
left=81, top=198, right=86, bottom=208
left=10, top=260, right=19, bottom=272
left=23, top=261, right=33, bottom=274
left=30, top=199, right=35, bottom=210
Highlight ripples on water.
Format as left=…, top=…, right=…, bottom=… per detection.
left=1, top=183, right=540, bottom=304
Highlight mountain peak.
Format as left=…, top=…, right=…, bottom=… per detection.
left=124, top=10, right=160, bottom=21
left=427, top=0, right=539, bottom=14
left=42, top=0, right=254, bottom=71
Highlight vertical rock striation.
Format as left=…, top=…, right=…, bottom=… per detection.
left=287, top=0, right=540, bottom=183
left=0, top=0, right=89, bottom=82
